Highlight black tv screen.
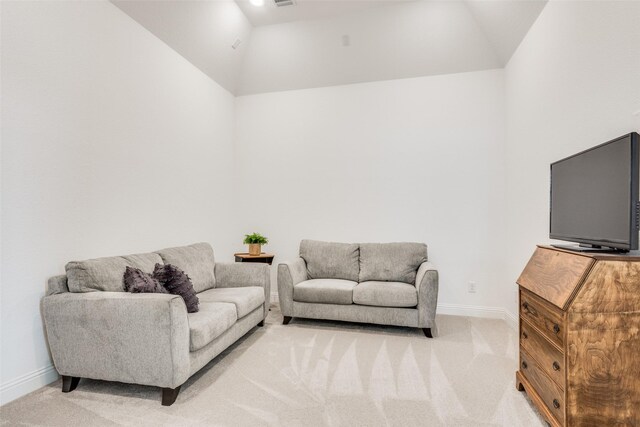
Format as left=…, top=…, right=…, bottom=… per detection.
left=550, top=132, right=639, bottom=251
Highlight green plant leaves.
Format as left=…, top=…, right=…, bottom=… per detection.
left=243, top=232, right=269, bottom=245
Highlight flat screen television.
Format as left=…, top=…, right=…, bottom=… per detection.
left=550, top=132, right=639, bottom=252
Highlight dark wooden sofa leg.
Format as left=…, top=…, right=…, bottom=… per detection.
left=258, top=320, right=264, bottom=327
left=283, top=316, right=292, bottom=325
left=422, top=328, right=433, bottom=338
left=162, top=385, right=181, bottom=406
left=61, top=376, right=80, bottom=393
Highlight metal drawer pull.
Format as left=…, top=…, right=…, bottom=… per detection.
left=553, top=399, right=560, bottom=409
left=553, top=324, right=560, bottom=334
left=553, top=361, right=560, bottom=371
left=522, top=361, right=528, bottom=369
left=522, top=302, right=538, bottom=316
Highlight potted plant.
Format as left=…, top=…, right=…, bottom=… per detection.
left=243, top=232, right=269, bottom=256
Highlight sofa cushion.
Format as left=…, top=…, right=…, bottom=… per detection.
left=198, top=286, right=264, bottom=318
left=353, top=281, right=418, bottom=308
left=293, top=279, right=357, bottom=305
left=123, top=266, right=168, bottom=294
left=66, top=252, right=162, bottom=293
left=153, top=263, right=199, bottom=313
left=299, top=240, right=359, bottom=282
left=359, top=242, right=428, bottom=284
left=155, top=243, right=216, bottom=293
left=187, top=302, right=237, bottom=351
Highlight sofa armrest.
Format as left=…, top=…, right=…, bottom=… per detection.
left=47, top=275, right=69, bottom=295
left=214, top=262, right=271, bottom=318
left=42, top=292, right=190, bottom=389
left=277, top=258, right=307, bottom=316
left=415, top=262, right=439, bottom=328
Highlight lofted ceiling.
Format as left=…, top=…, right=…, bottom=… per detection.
left=111, top=0, right=547, bottom=95
left=235, top=0, right=408, bottom=27
left=111, top=0, right=252, bottom=93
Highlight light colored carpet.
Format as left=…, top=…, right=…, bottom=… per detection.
left=0, top=304, right=545, bottom=426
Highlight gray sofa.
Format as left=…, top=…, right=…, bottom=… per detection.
left=42, top=242, right=270, bottom=406
left=278, top=240, right=438, bottom=337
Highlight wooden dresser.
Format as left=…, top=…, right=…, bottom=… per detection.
left=515, top=245, right=640, bottom=427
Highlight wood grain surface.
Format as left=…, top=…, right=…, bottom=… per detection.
left=520, top=320, right=565, bottom=389
left=520, top=289, right=565, bottom=349
left=517, top=247, right=594, bottom=309
left=570, top=261, right=640, bottom=314
left=539, top=245, right=640, bottom=262
left=234, top=253, right=275, bottom=259
left=516, top=247, right=640, bottom=427
left=516, top=371, right=562, bottom=427
left=566, top=312, right=640, bottom=426
left=520, top=349, right=565, bottom=426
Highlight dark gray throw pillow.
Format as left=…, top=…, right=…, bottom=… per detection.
left=123, top=266, right=168, bottom=294
left=153, top=263, right=199, bottom=313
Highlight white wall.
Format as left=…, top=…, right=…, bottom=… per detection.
left=0, top=1, right=237, bottom=404
left=235, top=69, right=507, bottom=315
left=504, top=1, right=640, bottom=317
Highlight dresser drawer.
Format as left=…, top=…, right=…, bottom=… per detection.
left=520, top=321, right=565, bottom=389
left=520, top=349, right=565, bottom=426
left=520, top=288, right=565, bottom=348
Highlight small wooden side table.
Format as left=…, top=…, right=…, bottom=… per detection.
left=234, top=253, right=275, bottom=265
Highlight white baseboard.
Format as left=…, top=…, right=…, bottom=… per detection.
left=503, top=309, right=519, bottom=330
left=271, top=291, right=518, bottom=330
left=437, top=303, right=518, bottom=330
left=0, top=365, right=58, bottom=406
left=436, top=302, right=505, bottom=319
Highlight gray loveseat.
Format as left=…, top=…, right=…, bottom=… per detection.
left=278, top=240, right=438, bottom=337
left=42, top=242, right=270, bottom=406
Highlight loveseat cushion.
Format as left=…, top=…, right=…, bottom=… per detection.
left=198, top=286, right=264, bottom=318
left=293, top=279, right=357, bottom=305
left=155, top=243, right=216, bottom=293
left=66, top=252, right=162, bottom=293
left=188, top=302, right=237, bottom=351
left=353, top=281, right=418, bottom=308
left=359, top=242, right=428, bottom=284
left=299, top=240, right=359, bottom=282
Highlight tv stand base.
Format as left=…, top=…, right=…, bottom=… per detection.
left=550, top=244, right=628, bottom=253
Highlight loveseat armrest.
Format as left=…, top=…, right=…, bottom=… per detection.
left=42, top=292, right=190, bottom=389
left=47, top=275, right=69, bottom=295
left=277, top=258, right=307, bottom=316
left=214, top=262, right=271, bottom=318
left=415, top=262, right=439, bottom=328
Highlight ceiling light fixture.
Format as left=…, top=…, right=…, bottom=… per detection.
left=249, top=0, right=264, bottom=6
